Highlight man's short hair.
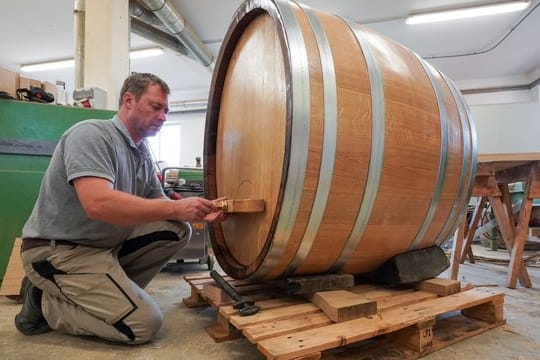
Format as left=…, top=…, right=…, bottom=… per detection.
left=119, top=73, right=170, bottom=107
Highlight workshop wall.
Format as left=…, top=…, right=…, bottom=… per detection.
left=471, top=101, right=540, bottom=154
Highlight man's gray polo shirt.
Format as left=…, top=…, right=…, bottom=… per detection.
left=22, top=116, right=165, bottom=248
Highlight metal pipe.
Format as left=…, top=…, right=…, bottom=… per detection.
left=138, top=0, right=214, bottom=69
left=129, top=1, right=168, bottom=32
left=131, top=18, right=189, bottom=57
left=73, top=0, right=85, bottom=89
left=461, top=76, right=540, bottom=94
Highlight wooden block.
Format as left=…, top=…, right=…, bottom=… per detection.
left=283, top=274, right=354, bottom=295
left=309, top=290, right=377, bottom=322
left=462, top=300, right=505, bottom=323
left=214, top=199, right=265, bottom=213
left=203, top=282, right=233, bottom=306
left=393, top=318, right=435, bottom=354
left=0, top=238, right=24, bottom=299
left=416, top=278, right=461, bottom=297
left=182, top=283, right=208, bottom=308
left=206, top=312, right=241, bottom=342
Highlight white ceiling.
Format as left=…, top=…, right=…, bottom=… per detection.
left=1, top=0, right=539, bottom=101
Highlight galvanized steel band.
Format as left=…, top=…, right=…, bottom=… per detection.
left=436, top=74, right=478, bottom=245
left=283, top=4, right=338, bottom=275
left=330, top=21, right=386, bottom=272
left=255, top=0, right=311, bottom=278
left=408, top=54, right=450, bottom=250
left=433, top=71, right=473, bottom=245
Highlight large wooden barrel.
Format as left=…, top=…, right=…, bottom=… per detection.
left=204, top=0, right=477, bottom=280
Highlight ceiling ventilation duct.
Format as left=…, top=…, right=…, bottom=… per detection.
left=135, top=0, right=214, bottom=70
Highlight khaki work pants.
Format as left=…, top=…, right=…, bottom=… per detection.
left=21, top=221, right=190, bottom=344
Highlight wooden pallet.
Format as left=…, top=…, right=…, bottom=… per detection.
left=183, top=274, right=505, bottom=359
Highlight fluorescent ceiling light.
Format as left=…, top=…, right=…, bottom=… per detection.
left=406, top=1, right=530, bottom=25
left=20, top=47, right=164, bottom=72
left=20, top=59, right=75, bottom=72
left=129, top=47, right=164, bottom=59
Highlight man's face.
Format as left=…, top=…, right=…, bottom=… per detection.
left=126, top=84, right=169, bottom=141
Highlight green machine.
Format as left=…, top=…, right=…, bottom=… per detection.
left=0, top=100, right=114, bottom=281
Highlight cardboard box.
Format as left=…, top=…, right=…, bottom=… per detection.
left=0, top=66, right=20, bottom=97
left=19, top=76, right=42, bottom=90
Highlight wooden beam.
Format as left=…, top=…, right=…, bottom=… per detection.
left=281, top=274, right=354, bottom=295
left=507, top=177, right=534, bottom=288
left=495, top=161, right=539, bottom=184
left=450, top=219, right=466, bottom=280
left=489, top=196, right=531, bottom=288
left=460, top=197, right=487, bottom=264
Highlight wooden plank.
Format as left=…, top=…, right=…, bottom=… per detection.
left=202, top=281, right=276, bottom=306
left=308, top=290, right=376, bottom=322
left=183, top=273, right=214, bottom=282
left=377, top=291, right=438, bottom=311
left=243, top=313, right=332, bottom=343
left=214, top=199, right=265, bottom=213
left=220, top=297, right=305, bottom=317
left=0, top=238, right=24, bottom=298
left=257, top=287, right=504, bottom=360
left=230, top=303, right=320, bottom=329
left=416, top=278, right=460, bottom=297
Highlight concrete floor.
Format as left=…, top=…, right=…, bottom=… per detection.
left=1, top=256, right=540, bottom=360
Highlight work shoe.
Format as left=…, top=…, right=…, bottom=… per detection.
left=14, top=277, right=51, bottom=335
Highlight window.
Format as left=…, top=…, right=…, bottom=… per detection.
left=147, top=123, right=181, bottom=167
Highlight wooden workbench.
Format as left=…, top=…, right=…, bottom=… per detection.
left=450, top=153, right=540, bottom=289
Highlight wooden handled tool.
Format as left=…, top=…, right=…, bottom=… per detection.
left=214, top=199, right=265, bottom=213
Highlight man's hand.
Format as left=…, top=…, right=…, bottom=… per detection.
left=203, top=211, right=227, bottom=223
left=172, top=197, right=226, bottom=223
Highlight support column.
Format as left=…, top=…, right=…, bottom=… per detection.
left=83, top=0, right=130, bottom=110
